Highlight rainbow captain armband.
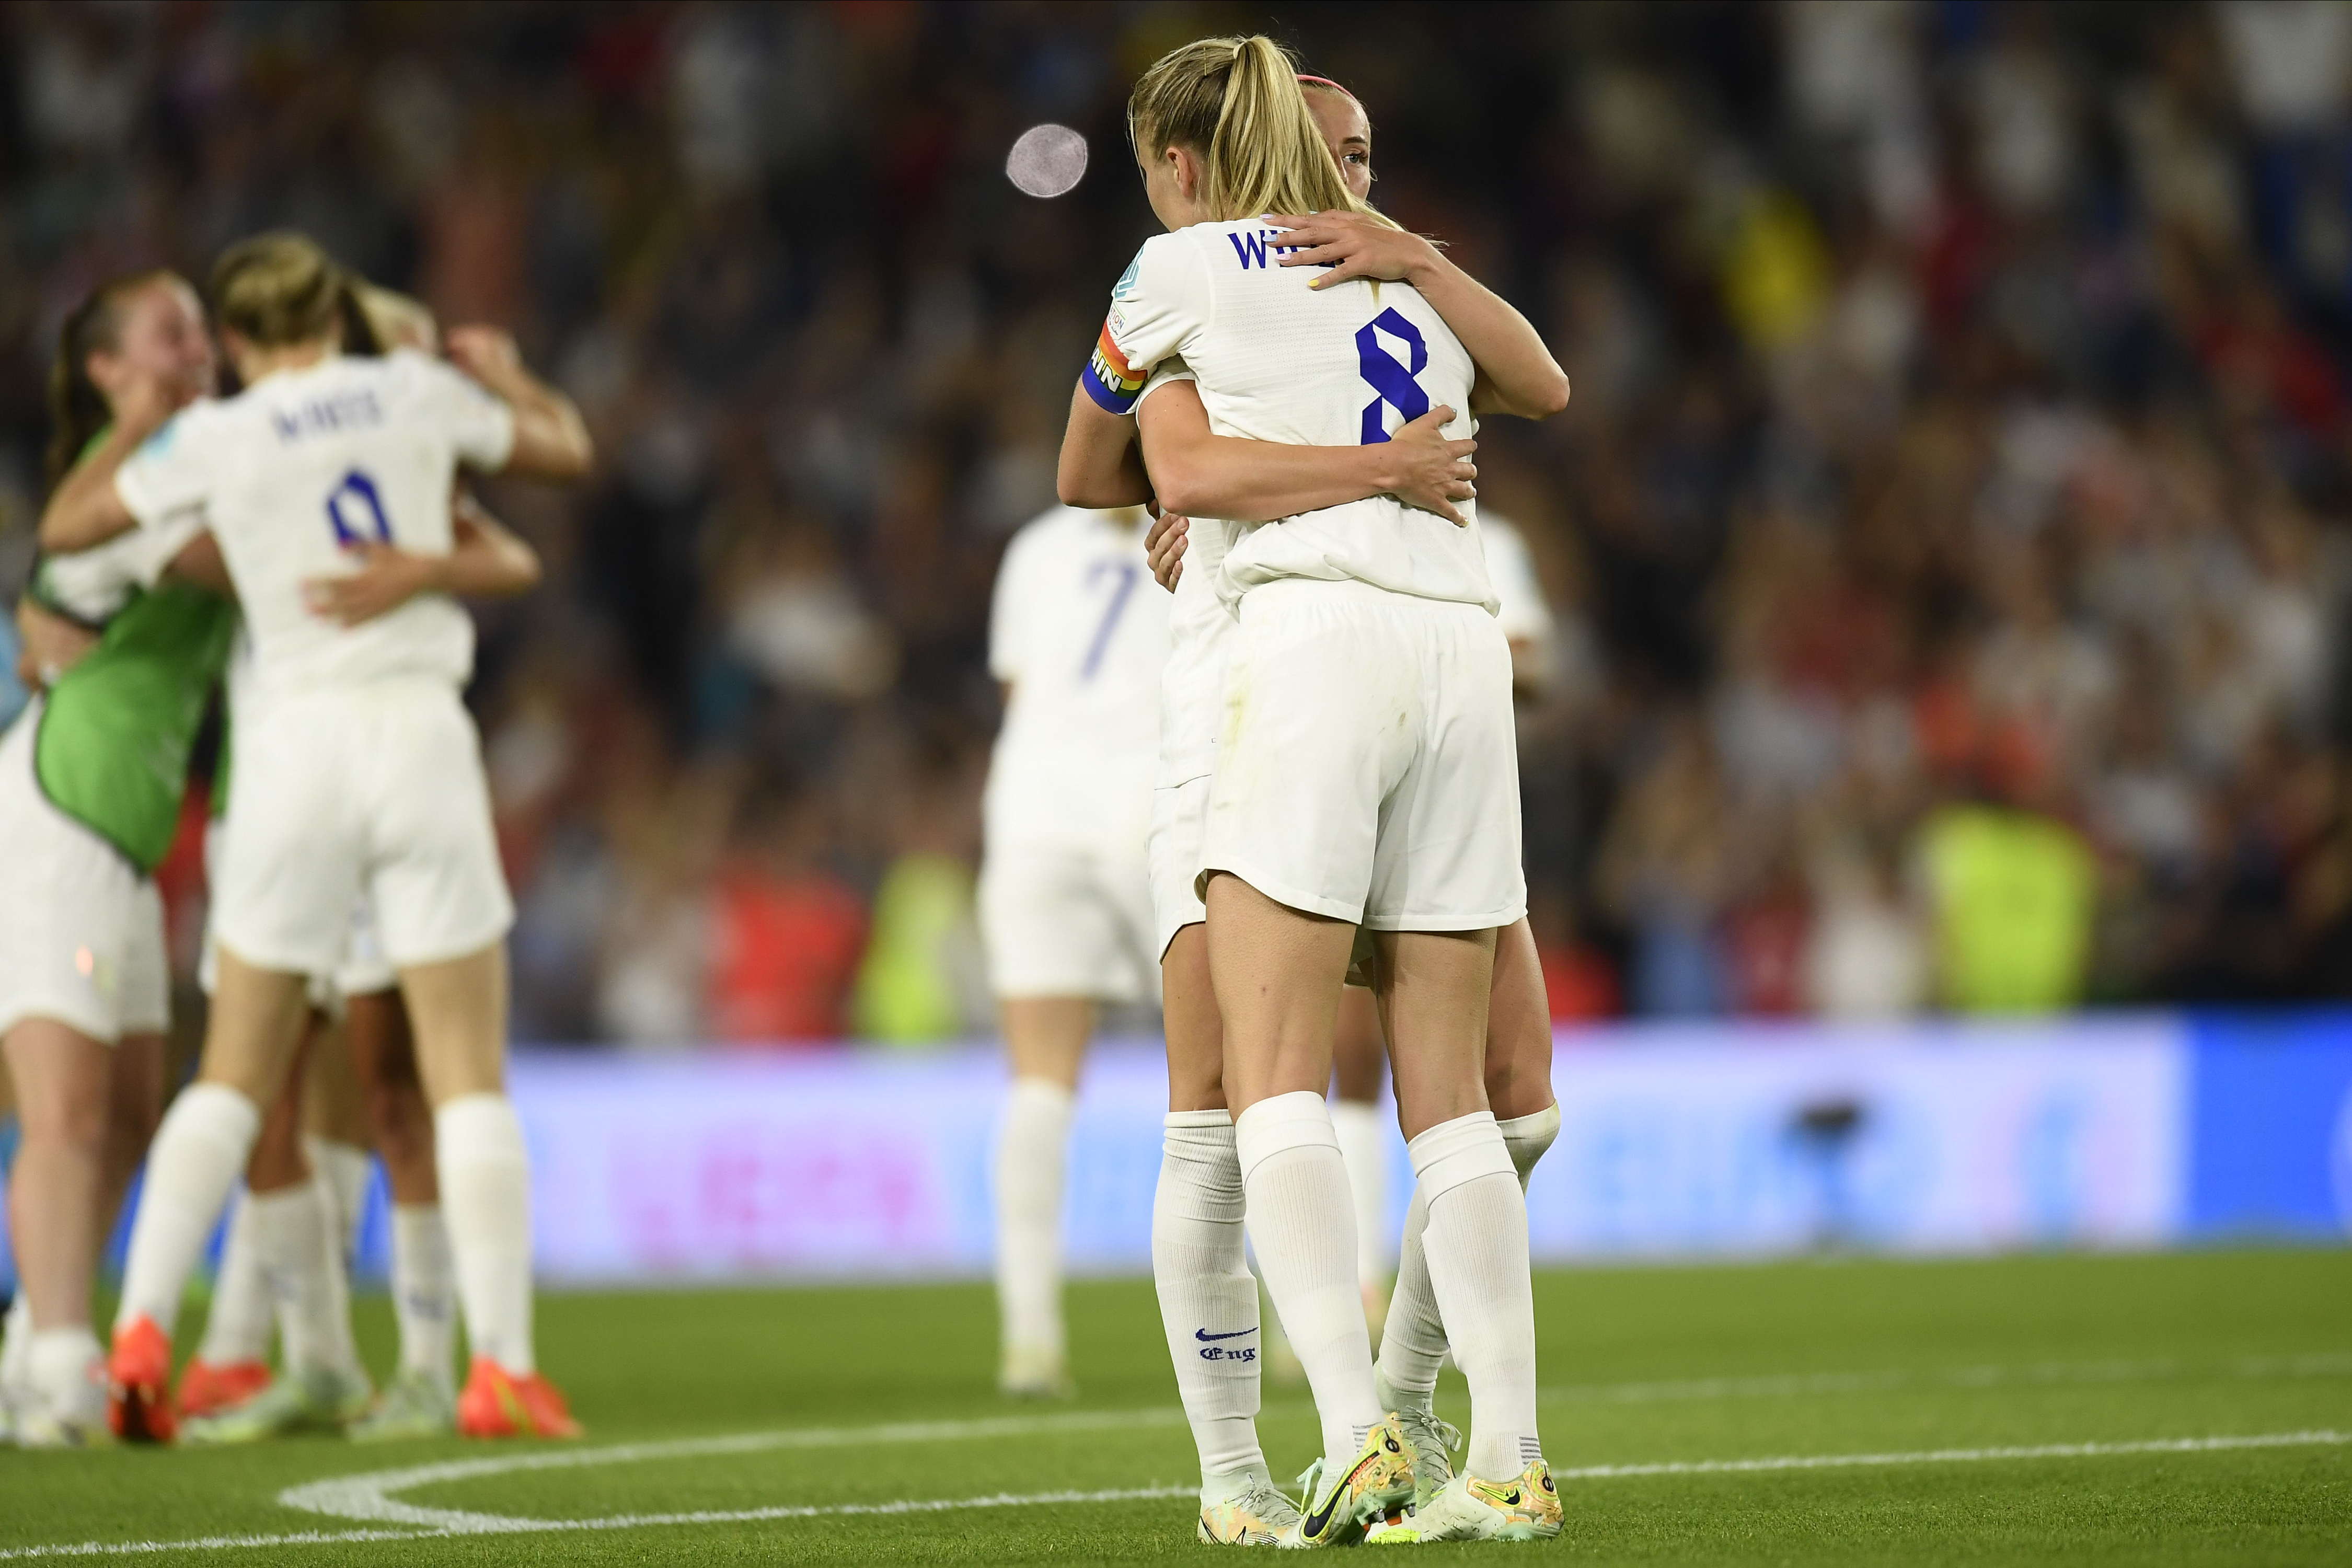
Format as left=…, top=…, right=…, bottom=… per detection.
left=1081, top=319, right=1147, bottom=414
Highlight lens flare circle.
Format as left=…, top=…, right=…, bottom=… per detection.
left=1007, top=123, right=1087, bottom=198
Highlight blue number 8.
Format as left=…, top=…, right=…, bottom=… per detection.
left=325, top=468, right=391, bottom=546
left=1357, top=307, right=1429, bottom=445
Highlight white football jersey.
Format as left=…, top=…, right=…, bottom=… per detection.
left=985, top=505, right=1168, bottom=837
left=1083, top=217, right=1495, bottom=616
left=115, top=349, right=514, bottom=710
left=1479, top=513, right=1555, bottom=656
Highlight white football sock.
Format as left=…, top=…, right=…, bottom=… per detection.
left=391, top=1204, right=458, bottom=1392
left=1329, top=1098, right=1391, bottom=1290
left=2, top=1295, right=34, bottom=1403
left=994, top=1077, right=1075, bottom=1364
left=196, top=1191, right=274, bottom=1366
left=1237, top=1091, right=1382, bottom=1474
left=27, top=1327, right=103, bottom=1423
left=1499, top=1104, right=1561, bottom=1187
left=303, top=1136, right=374, bottom=1261
left=115, top=1083, right=261, bottom=1337
left=1376, top=1101, right=1560, bottom=1413
left=434, top=1094, right=535, bottom=1375
left=1375, top=1183, right=1444, bottom=1412
left=248, top=1180, right=364, bottom=1380
left=1409, top=1112, right=1540, bottom=1481
left=1151, top=1110, right=1267, bottom=1493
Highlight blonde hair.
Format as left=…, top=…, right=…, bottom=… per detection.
left=1127, top=36, right=1393, bottom=227
left=209, top=230, right=345, bottom=347
left=355, top=283, right=439, bottom=355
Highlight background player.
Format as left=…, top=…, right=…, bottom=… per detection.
left=40, top=231, right=592, bottom=1443
left=0, top=270, right=230, bottom=1446
left=981, top=499, right=1167, bottom=1399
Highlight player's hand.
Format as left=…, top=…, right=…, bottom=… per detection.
left=302, top=544, right=445, bottom=626
left=444, top=325, right=522, bottom=387
left=1146, top=510, right=1190, bottom=591
left=113, top=370, right=186, bottom=440
left=1266, top=211, right=1444, bottom=291
left=1368, top=407, right=1475, bottom=526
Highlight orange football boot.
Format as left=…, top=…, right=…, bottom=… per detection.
left=107, top=1315, right=178, bottom=1443
left=177, top=1357, right=271, bottom=1420
left=455, top=1357, right=582, bottom=1439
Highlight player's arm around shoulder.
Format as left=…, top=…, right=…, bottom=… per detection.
left=39, top=376, right=189, bottom=554
left=1270, top=210, right=1568, bottom=421
left=440, top=329, right=594, bottom=481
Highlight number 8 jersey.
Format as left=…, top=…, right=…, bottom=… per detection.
left=1083, top=218, right=1496, bottom=617
left=114, top=349, right=514, bottom=711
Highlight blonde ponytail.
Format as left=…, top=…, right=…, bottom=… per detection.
left=1128, top=36, right=1395, bottom=228
left=209, top=230, right=345, bottom=348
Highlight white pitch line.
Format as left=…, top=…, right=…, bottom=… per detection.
left=1557, top=1429, right=2351, bottom=1480
left=1538, top=1353, right=2352, bottom=1406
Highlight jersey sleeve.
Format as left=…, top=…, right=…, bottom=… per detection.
left=1080, top=235, right=1210, bottom=416
left=113, top=410, right=215, bottom=530
left=403, top=350, right=518, bottom=471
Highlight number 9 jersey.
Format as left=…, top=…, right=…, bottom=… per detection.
left=1083, top=220, right=1495, bottom=618
left=114, top=348, right=514, bottom=712
left=110, top=348, right=518, bottom=979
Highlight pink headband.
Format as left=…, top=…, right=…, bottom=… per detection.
left=1296, top=74, right=1357, bottom=101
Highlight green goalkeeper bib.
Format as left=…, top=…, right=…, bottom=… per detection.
left=34, top=580, right=235, bottom=872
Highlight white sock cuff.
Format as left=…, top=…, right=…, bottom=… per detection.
left=1007, top=1077, right=1076, bottom=1115
left=1497, top=1103, right=1561, bottom=1185
left=1165, top=1108, right=1234, bottom=1130
left=178, top=1081, right=263, bottom=1148
left=1405, top=1111, right=1514, bottom=1206
left=435, top=1093, right=527, bottom=1162
left=1233, top=1091, right=1340, bottom=1185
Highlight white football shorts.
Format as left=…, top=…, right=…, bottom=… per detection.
left=1148, top=773, right=1211, bottom=961
left=1201, top=578, right=1526, bottom=932
left=0, top=701, right=170, bottom=1043
left=979, top=826, right=1160, bottom=1004
left=212, top=681, right=513, bottom=978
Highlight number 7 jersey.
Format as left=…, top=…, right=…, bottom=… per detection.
left=985, top=505, right=1168, bottom=835
left=114, top=348, right=514, bottom=712
left=1083, top=218, right=1496, bottom=617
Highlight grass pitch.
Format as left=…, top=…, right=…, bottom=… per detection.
left=1, top=1249, right=2346, bottom=1564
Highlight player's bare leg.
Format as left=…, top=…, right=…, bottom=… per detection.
left=995, top=995, right=1090, bottom=1397
left=3, top=1018, right=142, bottom=1443
left=400, top=943, right=575, bottom=1438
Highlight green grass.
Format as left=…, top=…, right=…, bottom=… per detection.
left=3, top=1250, right=2348, bottom=1563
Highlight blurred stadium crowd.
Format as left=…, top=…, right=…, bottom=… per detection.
left=6, top=2, right=2352, bottom=1045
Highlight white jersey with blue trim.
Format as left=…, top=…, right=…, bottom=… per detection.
left=1083, top=217, right=1496, bottom=617
left=114, top=348, right=514, bottom=712
left=984, top=505, right=1168, bottom=837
